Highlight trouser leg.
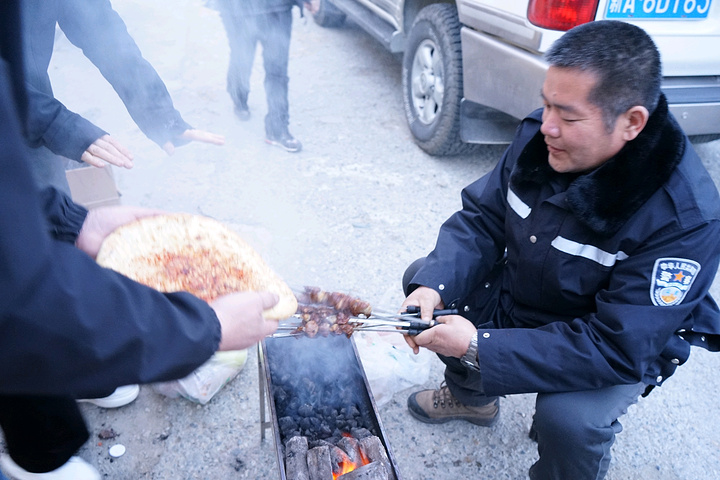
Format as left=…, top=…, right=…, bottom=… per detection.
left=218, top=5, right=257, bottom=109
left=258, top=10, right=292, bottom=137
left=0, top=395, right=89, bottom=473
left=528, top=382, right=646, bottom=480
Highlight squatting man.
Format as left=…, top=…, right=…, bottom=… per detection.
left=398, top=20, right=720, bottom=480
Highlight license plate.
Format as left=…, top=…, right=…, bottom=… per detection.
left=606, top=0, right=712, bottom=19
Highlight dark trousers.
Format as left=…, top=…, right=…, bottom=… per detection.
left=0, top=396, right=88, bottom=473
left=402, top=258, right=645, bottom=479
left=218, top=7, right=292, bottom=137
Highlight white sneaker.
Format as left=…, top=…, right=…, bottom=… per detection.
left=77, top=384, right=139, bottom=408
left=0, top=454, right=100, bottom=480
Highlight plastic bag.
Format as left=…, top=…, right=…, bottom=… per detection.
left=354, top=331, right=434, bottom=406
left=153, top=349, right=248, bottom=404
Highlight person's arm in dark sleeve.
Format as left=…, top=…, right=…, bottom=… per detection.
left=23, top=80, right=107, bottom=161
left=0, top=68, right=218, bottom=398
left=56, top=0, right=191, bottom=148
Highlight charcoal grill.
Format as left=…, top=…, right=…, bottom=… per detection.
left=259, top=334, right=402, bottom=479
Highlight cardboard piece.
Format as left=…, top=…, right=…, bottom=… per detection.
left=66, top=166, right=120, bottom=209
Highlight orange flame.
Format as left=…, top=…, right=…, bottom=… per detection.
left=332, top=433, right=371, bottom=479
left=333, top=459, right=357, bottom=479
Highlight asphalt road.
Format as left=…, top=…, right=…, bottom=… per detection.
left=9, top=1, right=720, bottom=479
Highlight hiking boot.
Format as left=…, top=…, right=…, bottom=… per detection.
left=407, top=381, right=499, bottom=426
left=265, top=131, right=302, bottom=153
left=0, top=455, right=100, bottom=480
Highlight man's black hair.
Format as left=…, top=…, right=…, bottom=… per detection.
left=545, top=20, right=662, bottom=131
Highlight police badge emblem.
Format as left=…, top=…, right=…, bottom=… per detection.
left=650, top=257, right=701, bottom=307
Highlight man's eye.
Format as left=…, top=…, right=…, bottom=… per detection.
left=562, top=118, right=579, bottom=123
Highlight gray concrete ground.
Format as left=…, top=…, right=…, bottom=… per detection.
left=5, top=1, right=720, bottom=478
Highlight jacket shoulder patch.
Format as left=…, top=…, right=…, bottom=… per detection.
left=650, top=258, right=701, bottom=306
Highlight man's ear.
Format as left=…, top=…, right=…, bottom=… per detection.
left=621, top=106, right=650, bottom=141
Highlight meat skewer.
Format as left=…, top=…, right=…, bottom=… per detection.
left=273, top=286, right=456, bottom=338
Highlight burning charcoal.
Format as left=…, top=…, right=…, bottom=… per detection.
left=337, top=436, right=362, bottom=466
left=358, top=436, right=395, bottom=480
left=351, top=428, right=373, bottom=440
left=336, top=461, right=389, bottom=480
left=285, top=436, right=310, bottom=480
left=330, top=445, right=353, bottom=475
left=307, top=445, right=333, bottom=480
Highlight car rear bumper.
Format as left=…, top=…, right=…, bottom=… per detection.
left=460, top=27, right=720, bottom=139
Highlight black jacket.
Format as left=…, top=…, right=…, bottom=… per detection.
left=412, top=97, right=720, bottom=396
left=0, top=7, right=219, bottom=397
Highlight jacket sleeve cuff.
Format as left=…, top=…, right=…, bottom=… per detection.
left=40, top=187, right=89, bottom=243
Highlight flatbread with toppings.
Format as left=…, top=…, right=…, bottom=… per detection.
left=96, top=213, right=297, bottom=319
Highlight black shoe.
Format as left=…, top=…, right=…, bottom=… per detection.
left=265, top=131, right=302, bottom=153
left=234, top=104, right=250, bottom=121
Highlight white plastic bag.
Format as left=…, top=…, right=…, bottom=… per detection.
left=153, top=349, right=248, bottom=404
left=354, top=331, right=434, bottom=406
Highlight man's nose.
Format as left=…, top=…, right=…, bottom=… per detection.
left=541, top=114, right=560, bottom=137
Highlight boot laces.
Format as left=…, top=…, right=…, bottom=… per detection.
left=432, top=381, right=463, bottom=409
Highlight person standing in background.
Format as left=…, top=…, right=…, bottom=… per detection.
left=215, top=0, right=305, bottom=152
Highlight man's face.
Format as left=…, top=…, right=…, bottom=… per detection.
left=540, top=66, right=628, bottom=174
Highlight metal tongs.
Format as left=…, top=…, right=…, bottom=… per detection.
left=273, top=306, right=459, bottom=337
left=351, top=306, right=459, bottom=335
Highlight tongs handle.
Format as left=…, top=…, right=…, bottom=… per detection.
left=403, top=306, right=459, bottom=318
left=405, top=321, right=436, bottom=336
left=402, top=307, right=460, bottom=335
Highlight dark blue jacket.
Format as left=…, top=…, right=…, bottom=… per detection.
left=411, top=96, right=720, bottom=397
left=0, top=36, right=219, bottom=397
left=21, top=0, right=191, bottom=161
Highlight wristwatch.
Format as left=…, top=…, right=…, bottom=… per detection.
left=461, top=332, right=481, bottom=372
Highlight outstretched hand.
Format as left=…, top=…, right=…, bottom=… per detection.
left=162, top=129, right=226, bottom=155
left=80, top=134, right=134, bottom=169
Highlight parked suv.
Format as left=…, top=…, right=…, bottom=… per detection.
left=311, top=0, right=720, bottom=155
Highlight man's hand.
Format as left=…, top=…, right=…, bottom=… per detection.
left=75, top=206, right=164, bottom=258
left=80, top=134, right=134, bottom=169
left=400, top=286, right=444, bottom=353
left=411, top=314, right=477, bottom=358
left=162, top=129, right=226, bottom=155
left=211, top=291, right=280, bottom=351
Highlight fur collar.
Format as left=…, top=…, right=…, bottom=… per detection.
left=510, top=95, right=685, bottom=237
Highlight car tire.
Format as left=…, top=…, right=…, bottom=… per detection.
left=311, top=0, right=346, bottom=28
left=402, top=3, right=477, bottom=156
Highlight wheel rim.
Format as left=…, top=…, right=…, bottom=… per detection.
left=410, top=39, right=444, bottom=125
